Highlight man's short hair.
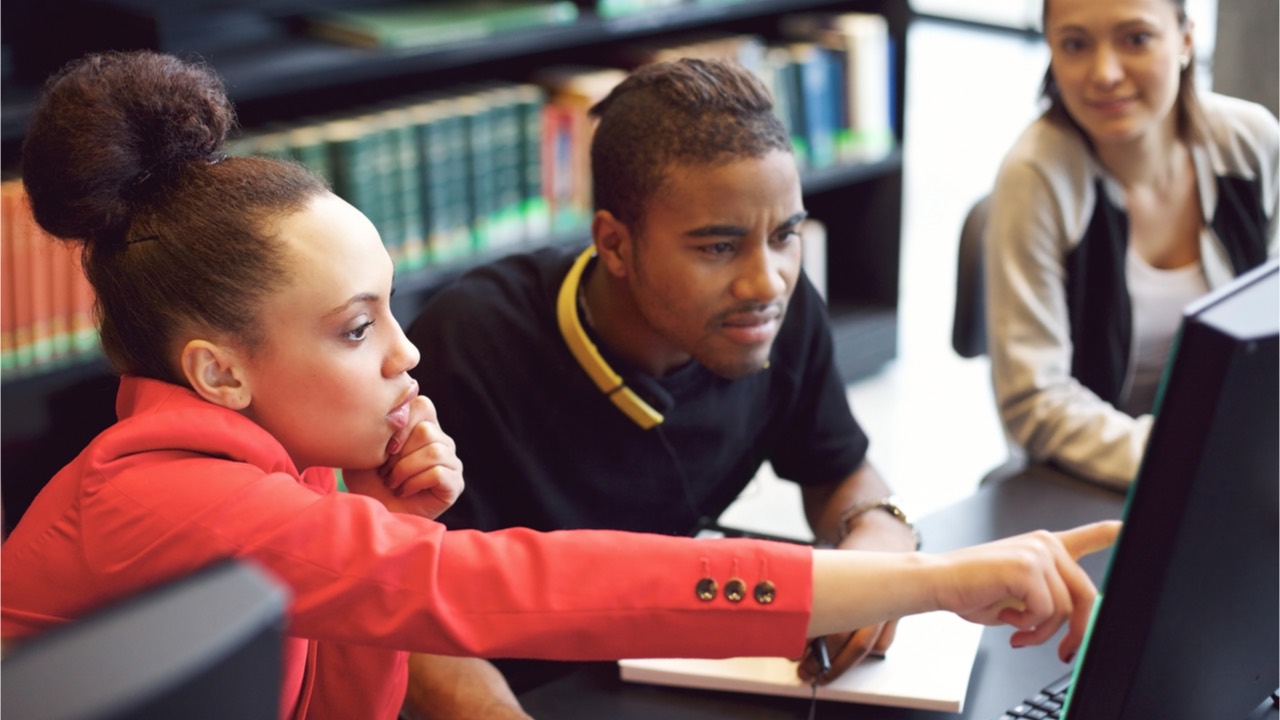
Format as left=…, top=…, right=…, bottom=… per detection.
left=589, top=58, right=792, bottom=232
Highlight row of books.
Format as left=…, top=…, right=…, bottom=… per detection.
left=776, top=12, right=896, bottom=167
left=1, top=180, right=98, bottom=375
left=605, top=18, right=894, bottom=169
left=230, top=11, right=894, bottom=271
left=0, top=11, right=894, bottom=376
left=229, top=80, right=581, bottom=272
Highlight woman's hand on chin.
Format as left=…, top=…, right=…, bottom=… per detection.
left=345, top=395, right=465, bottom=519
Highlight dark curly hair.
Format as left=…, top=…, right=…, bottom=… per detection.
left=588, top=58, right=792, bottom=234
left=20, top=50, right=327, bottom=384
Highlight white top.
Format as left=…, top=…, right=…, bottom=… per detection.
left=1123, top=245, right=1210, bottom=416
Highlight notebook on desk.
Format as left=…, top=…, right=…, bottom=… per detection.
left=999, top=259, right=1280, bottom=720
left=619, top=610, right=983, bottom=712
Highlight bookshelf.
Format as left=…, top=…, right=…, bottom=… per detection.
left=0, top=0, right=912, bottom=531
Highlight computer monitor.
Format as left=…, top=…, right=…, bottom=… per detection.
left=1, top=559, right=288, bottom=720
left=1063, top=258, right=1280, bottom=719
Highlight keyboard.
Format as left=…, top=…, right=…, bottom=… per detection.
left=998, top=672, right=1072, bottom=720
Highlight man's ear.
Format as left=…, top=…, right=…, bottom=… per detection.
left=180, top=339, right=251, bottom=410
left=592, top=209, right=634, bottom=279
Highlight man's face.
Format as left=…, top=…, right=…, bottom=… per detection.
left=623, top=150, right=805, bottom=379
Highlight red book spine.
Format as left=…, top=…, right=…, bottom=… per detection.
left=19, top=183, right=54, bottom=368
left=0, top=181, right=17, bottom=371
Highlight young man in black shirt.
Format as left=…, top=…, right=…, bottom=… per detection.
left=403, top=58, right=919, bottom=719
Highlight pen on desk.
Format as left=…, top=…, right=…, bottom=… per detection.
left=806, top=637, right=830, bottom=720
left=810, top=637, right=831, bottom=683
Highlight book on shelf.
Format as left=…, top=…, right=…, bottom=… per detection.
left=1, top=181, right=24, bottom=371
left=23, top=182, right=56, bottom=368
left=458, top=93, right=498, bottom=256
left=369, top=111, right=409, bottom=268
left=788, top=41, right=840, bottom=170
left=379, top=104, right=429, bottom=271
left=44, top=216, right=73, bottom=360
left=1, top=196, right=11, bottom=370
left=303, top=0, right=580, bottom=51
left=456, top=84, right=539, bottom=254
left=762, top=45, right=803, bottom=164
left=514, top=84, right=551, bottom=242
left=533, top=66, right=628, bottom=234
left=481, top=84, right=531, bottom=250
left=540, top=103, right=582, bottom=235
left=413, top=96, right=477, bottom=265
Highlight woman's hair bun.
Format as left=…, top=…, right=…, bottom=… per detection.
left=20, top=50, right=236, bottom=246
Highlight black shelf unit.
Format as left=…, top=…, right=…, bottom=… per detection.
left=1, top=0, right=912, bottom=532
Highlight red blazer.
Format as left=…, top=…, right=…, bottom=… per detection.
left=2, top=376, right=812, bottom=719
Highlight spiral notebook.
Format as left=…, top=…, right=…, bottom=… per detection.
left=618, top=610, right=984, bottom=713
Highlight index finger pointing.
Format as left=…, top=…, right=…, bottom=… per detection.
left=1055, top=520, right=1122, bottom=560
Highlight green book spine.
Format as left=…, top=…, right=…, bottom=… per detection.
left=421, top=99, right=473, bottom=264
left=461, top=94, right=496, bottom=255
left=484, top=85, right=525, bottom=249
left=441, top=105, right=474, bottom=263
left=774, top=47, right=809, bottom=168
left=515, top=83, right=550, bottom=241
left=381, top=106, right=427, bottom=271
left=412, top=98, right=443, bottom=265
left=367, top=114, right=405, bottom=267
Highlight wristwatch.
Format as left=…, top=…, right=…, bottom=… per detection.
left=838, top=496, right=922, bottom=550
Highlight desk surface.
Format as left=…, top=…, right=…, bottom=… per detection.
left=518, top=463, right=1127, bottom=720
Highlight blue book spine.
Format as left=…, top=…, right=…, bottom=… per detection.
left=795, top=43, right=837, bottom=169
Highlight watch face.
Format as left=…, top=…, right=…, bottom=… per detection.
left=883, top=496, right=910, bottom=523
left=879, top=497, right=921, bottom=550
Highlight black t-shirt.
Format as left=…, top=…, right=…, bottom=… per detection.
left=407, top=244, right=869, bottom=536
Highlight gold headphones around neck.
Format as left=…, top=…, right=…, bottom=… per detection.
left=556, top=246, right=665, bottom=429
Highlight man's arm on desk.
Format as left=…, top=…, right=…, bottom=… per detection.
left=402, top=653, right=532, bottom=720
left=797, top=459, right=919, bottom=684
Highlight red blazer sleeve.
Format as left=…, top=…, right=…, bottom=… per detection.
left=6, top=452, right=811, bottom=662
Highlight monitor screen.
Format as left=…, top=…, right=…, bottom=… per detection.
left=1, top=559, right=288, bottom=720
left=1064, top=258, right=1280, bottom=719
